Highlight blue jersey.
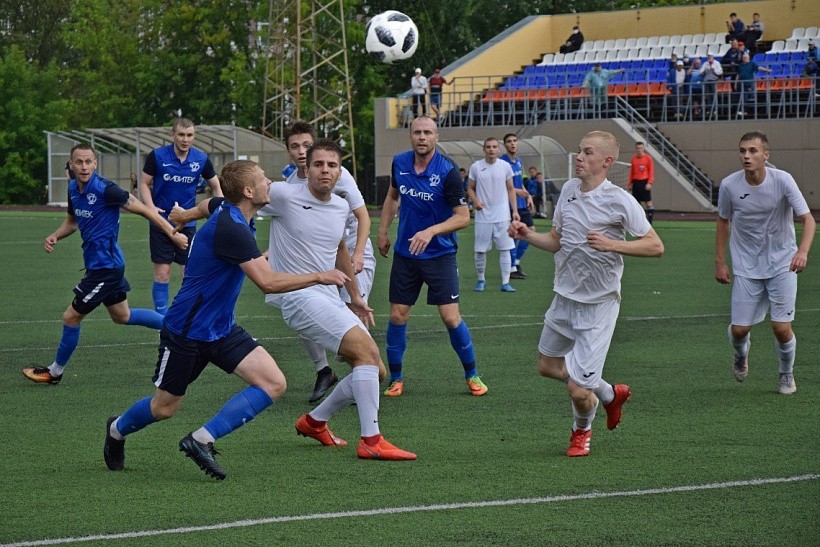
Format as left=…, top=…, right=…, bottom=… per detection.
left=142, top=144, right=216, bottom=227
left=66, top=172, right=130, bottom=271
left=391, top=150, right=466, bottom=259
left=500, top=153, right=526, bottom=209
left=163, top=199, right=262, bottom=341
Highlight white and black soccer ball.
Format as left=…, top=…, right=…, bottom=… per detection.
left=365, top=10, right=419, bottom=64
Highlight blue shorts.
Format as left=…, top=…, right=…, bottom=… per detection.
left=430, top=93, right=442, bottom=106
left=152, top=325, right=261, bottom=396
left=72, top=268, right=130, bottom=315
left=517, top=207, right=534, bottom=227
left=389, top=253, right=460, bottom=306
left=150, top=224, right=194, bottom=265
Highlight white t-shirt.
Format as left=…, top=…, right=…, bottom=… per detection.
left=468, top=158, right=514, bottom=224
left=553, top=178, right=651, bottom=303
left=411, top=75, right=428, bottom=95
left=258, top=183, right=349, bottom=306
left=286, top=166, right=373, bottom=257
left=717, top=167, right=810, bottom=279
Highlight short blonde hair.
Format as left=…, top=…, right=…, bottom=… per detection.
left=219, top=160, right=258, bottom=203
left=584, top=131, right=620, bottom=162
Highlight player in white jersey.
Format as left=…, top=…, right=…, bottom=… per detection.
left=282, top=122, right=376, bottom=403
left=259, top=140, right=415, bottom=460
left=715, top=131, right=815, bottom=395
left=509, top=131, right=664, bottom=457
left=466, top=137, right=519, bottom=292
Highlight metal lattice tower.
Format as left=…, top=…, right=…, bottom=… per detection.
left=262, top=0, right=356, bottom=177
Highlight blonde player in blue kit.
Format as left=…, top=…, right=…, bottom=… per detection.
left=715, top=131, right=815, bottom=395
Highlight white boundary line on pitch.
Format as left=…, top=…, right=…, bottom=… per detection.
left=3, top=474, right=817, bottom=547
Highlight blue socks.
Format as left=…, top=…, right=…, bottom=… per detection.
left=386, top=321, right=407, bottom=381
left=204, top=386, right=273, bottom=441
left=55, top=324, right=81, bottom=366
left=116, top=397, right=157, bottom=436
left=448, top=321, right=478, bottom=378
left=127, top=308, right=164, bottom=329
left=152, top=281, right=169, bottom=315
left=515, top=239, right=529, bottom=264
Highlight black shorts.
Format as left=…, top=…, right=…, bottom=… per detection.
left=517, top=207, right=534, bottom=227
left=389, top=253, right=460, bottom=306
left=72, top=268, right=130, bottom=315
left=631, top=180, right=652, bottom=202
left=152, top=325, right=261, bottom=397
left=149, top=224, right=195, bottom=265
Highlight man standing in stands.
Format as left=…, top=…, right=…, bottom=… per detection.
left=560, top=26, right=584, bottom=54
left=428, top=68, right=450, bottom=122
left=628, top=142, right=655, bottom=224
left=582, top=63, right=623, bottom=115
left=410, top=68, right=429, bottom=118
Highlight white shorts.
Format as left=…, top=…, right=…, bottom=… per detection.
left=538, top=293, right=620, bottom=389
left=268, top=289, right=369, bottom=355
left=731, top=271, right=798, bottom=326
left=339, top=253, right=376, bottom=304
left=474, top=221, right=515, bottom=252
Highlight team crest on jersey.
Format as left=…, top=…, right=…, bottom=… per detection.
left=190, top=162, right=200, bottom=172
left=86, top=193, right=97, bottom=205
left=429, top=174, right=440, bottom=186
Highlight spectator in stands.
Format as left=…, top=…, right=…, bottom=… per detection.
left=722, top=39, right=746, bottom=92
left=428, top=68, right=450, bottom=122
left=682, top=53, right=692, bottom=70
left=560, top=26, right=584, bottom=54
left=725, top=12, right=745, bottom=43
left=667, top=60, right=690, bottom=119
left=736, top=51, right=772, bottom=117
left=668, top=52, right=680, bottom=71
left=697, top=53, right=723, bottom=117
left=410, top=67, right=429, bottom=118
left=582, top=63, right=623, bottom=114
left=744, top=13, right=764, bottom=51
left=687, top=57, right=705, bottom=117
left=808, top=39, right=818, bottom=62
left=803, top=57, right=818, bottom=78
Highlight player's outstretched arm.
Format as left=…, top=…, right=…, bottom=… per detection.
left=791, top=212, right=816, bottom=273
left=587, top=228, right=664, bottom=257
left=124, top=195, right=188, bottom=250
left=377, top=186, right=400, bottom=257
left=241, top=256, right=348, bottom=294
left=44, top=215, right=79, bottom=253
left=509, top=221, right=561, bottom=253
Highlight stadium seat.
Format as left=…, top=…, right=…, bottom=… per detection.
left=704, top=33, right=716, bottom=43
left=784, top=39, right=798, bottom=52
left=606, top=49, right=618, bottom=60
left=691, top=33, right=705, bottom=44
left=752, top=53, right=765, bottom=63
left=679, top=34, right=693, bottom=46
left=594, top=50, right=607, bottom=62
left=636, top=37, right=648, bottom=48
left=669, top=35, right=682, bottom=46
left=660, top=46, right=674, bottom=58
left=524, top=65, right=537, bottom=75
left=552, top=53, right=566, bottom=64
left=580, top=41, right=594, bottom=52
left=805, top=27, right=819, bottom=39
left=614, top=39, right=626, bottom=49
left=769, top=40, right=785, bottom=53
left=796, top=38, right=810, bottom=51
left=594, top=39, right=606, bottom=50
left=695, top=44, right=708, bottom=57
left=564, top=52, right=578, bottom=63
left=609, top=83, right=627, bottom=96
left=789, top=28, right=805, bottom=40
left=625, top=37, right=637, bottom=49
left=604, top=39, right=616, bottom=50
left=646, top=36, right=660, bottom=47
left=616, top=49, right=630, bottom=61
left=716, top=43, right=730, bottom=56
left=539, top=53, right=554, bottom=66
left=658, top=36, right=671, bottom=46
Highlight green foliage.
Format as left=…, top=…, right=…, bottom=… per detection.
left=0, top=46, right=67, bottom=204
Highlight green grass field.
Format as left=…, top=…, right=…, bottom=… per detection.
left=0, top=211, right=817, bottom=546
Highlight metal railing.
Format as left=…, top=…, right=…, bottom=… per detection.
left=611, top=96, right=715, bottom=203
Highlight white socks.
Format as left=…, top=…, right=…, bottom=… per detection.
left=572, top=397, right=599, bottom=431
left=301, top=336, right=330, bottom=372
left=776, top=337, right=796, bottom=374
left=350, top=365, right=381, bottom=437
left=500, top=250, right=512, bottom=284
left=475, top=252, right=487, bottom=281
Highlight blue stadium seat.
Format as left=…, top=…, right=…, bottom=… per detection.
left=752, top=53, right=765, bottom=63
left=523, top=66, right=537, bottom=75
left=776, top=53, right=790, bottom=63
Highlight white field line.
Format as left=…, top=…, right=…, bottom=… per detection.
left=3, top=474, right=817, bottom=547
left=2, top=309, right=819, bottom=354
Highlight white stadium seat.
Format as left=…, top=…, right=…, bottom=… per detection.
left=581, top=41, right=594, bottom=51
left=796, top=38, right=810, bottom=51
left=614, top=38, right=626, bottom=49
left=704, top=33, right=716, bottom=43
left=669, top=35, right=682, bottom=46
left=679, top=35, right=693, bottom=46
left=594, top=39, right=606, bottom=50
left=636, top=37, right=648, bottom=48
left=552, top=53, right=566, bottom=64
left=594, top=50, right=608, bottom=62
left=691, top=33, right=704, bottom=44
left=805, top=27, right=819, bottom=39
left=604, top=39, right=616, bottom=50
left=646, top=36, right=660, bottom=47
left=784, top=39, right=798, bottom=52
left=539, top=53, right=554, bottom=66
left=625, top=38, right=637, bottom=48
left=789, top=28, right=805, bottom=40
left=768, top=40, right=785, bottom=53
left=658, top=35, right=671, bottom=46
left=606, top=49, right=618, bottom=60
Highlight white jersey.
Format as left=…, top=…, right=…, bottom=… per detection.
left=286, top=167, right=374, bottom=258
left=469, top=158, right=514, bottom=223
left=553, top=178, right=651, bottom=303
left=258, top=182, right=349, bottom=306
left=717, top=167, right=810, bottom=279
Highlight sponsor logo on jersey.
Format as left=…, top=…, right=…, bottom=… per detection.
left=739, top=193, right=750, bottom=199
left=429, top=174, right=440, bottom=186
left=86, top=193, right=97, bottom=205
left=190, top=162, right=200, bottom=172
left=399, top=185, right=434, bottom=201
left=163, top=173, right=197, bottom=184
left=74, top=208, right=93, bottom=218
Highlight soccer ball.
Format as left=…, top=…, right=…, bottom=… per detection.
left=365, top=10, right=419, bottom=64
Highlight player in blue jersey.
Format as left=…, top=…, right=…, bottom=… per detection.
left=501, top=133, right=534, bottom=280
left=104, top=159, right=349, bottom=479
left=139, top=118, right=223, bottom=315
left=22, top=145, right=188, bottom=385
left=377, top=116, right=488, bottom=397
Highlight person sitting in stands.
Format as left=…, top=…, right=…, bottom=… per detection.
left=560, top=26, right=584, bottom=54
